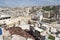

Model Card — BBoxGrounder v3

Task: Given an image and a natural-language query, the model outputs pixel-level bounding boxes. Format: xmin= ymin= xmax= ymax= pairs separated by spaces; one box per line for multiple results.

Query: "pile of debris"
xmin=5 ymin=27 xmax=35 ymax=40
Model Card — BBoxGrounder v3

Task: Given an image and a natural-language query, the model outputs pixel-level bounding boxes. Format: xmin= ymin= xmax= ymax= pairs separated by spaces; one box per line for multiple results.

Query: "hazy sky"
xmin=0 ymin=0 xmax=60 ymax=7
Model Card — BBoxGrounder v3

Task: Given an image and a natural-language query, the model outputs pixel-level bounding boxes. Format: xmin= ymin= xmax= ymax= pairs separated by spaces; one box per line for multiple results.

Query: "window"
xmin=0 ymin=17 xmax=11 ymax=20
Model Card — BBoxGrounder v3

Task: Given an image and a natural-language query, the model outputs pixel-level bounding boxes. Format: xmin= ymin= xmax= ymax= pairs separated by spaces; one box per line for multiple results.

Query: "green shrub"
xmin=48 ymin=35 xmax=55 ymax=40
xmin=42 ymin=6 xmax=56 ymax=11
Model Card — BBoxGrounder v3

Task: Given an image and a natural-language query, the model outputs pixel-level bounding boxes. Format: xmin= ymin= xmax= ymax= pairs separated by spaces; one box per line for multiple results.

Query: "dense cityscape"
xmin=0 ymin=5 xmax=60 ymax=40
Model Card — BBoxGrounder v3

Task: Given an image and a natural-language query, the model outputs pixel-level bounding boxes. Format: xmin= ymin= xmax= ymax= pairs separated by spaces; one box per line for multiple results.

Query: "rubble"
xmin=5 ymin=27 xmax=35 ymax=40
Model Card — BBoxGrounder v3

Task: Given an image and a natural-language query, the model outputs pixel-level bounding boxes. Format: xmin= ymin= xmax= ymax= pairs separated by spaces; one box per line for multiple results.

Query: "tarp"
xmin=0 ymin=28 xmax=2 ymax=35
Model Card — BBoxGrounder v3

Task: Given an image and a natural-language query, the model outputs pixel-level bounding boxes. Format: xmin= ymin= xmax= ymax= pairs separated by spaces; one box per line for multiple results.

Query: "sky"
xmin=0 ymin=0 xmax=60 ymax=7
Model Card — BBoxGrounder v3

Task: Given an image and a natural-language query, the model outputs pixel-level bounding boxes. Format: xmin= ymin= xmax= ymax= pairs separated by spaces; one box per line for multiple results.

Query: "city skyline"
xmin=0 ymin=0 xmax=60 ymax=7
